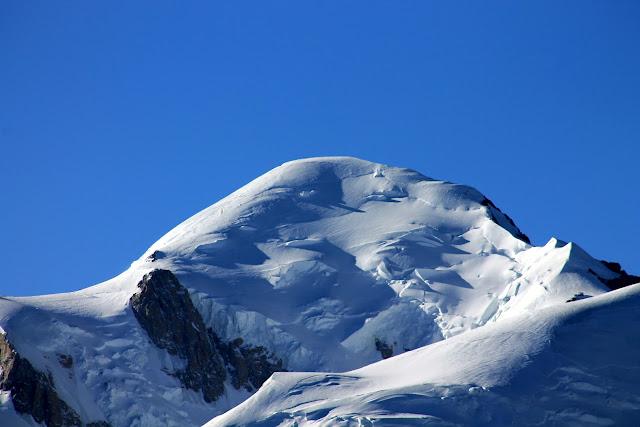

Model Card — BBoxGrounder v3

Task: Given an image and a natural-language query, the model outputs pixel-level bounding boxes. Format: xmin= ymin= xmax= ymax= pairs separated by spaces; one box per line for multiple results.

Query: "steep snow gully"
xmin=0 ymin=157 xmax=637 ymax=426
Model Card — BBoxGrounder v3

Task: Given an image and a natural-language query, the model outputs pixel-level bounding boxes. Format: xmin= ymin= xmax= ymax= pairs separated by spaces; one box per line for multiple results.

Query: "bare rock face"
xmin=374 ymin=338 xmax=394 ymax=359
xmin=481 ymin=197 xmax=531 ymax=244
xmin=130 ymin=269 xmax=227 ymax=402
xmin=209 ymin=335 xmax=284 ymax=392
xmin=0 ymin=334 xmax=82 ymax=427
xmin=598 ymin=260 xmax=640 ymax=290
xmin=130 ymin=269 xmax=284 ymax=402
xmin=57 ymin=354 xmax=73 ymax=369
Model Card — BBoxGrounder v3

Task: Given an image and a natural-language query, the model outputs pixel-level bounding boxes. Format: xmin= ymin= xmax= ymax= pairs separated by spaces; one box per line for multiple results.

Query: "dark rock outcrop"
xmin=481 ymin=197 xmax=531 ymax=244
xmin=130 ymin=269 xmax=226 ymax=402
xmin=0 ymin=333 xmax=82 ymax=427
xmin=598 ymin=261 xmax=640 ymax=290
xmin=57 ymin=354 xmax=73 ymax=369
xmin=130 ymin=269 xmax=284 ymax=402
xmin=566 ymin=292 xmax=592 ymax=303
xmin=147 ymin=250 xmax=165 ymax=262
xmin=209 ymin=335 xmax=284 ymax=392
xmin=374 ymin=338 xmax=393 ymax=359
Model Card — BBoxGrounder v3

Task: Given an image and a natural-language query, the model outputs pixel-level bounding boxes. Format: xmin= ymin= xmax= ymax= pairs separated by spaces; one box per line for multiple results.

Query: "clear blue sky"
xmin=2 ymin=1 xmax=639 ymax=296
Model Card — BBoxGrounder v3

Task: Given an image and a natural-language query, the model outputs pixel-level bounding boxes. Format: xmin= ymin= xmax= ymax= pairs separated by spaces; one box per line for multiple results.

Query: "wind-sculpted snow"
xmin=133 ymin=158 xmax=617 ymax=370
xmin=207 ymin=284 xmax=640 ymax=426
xmin=0 ymin=157 xmax=635 ymax=426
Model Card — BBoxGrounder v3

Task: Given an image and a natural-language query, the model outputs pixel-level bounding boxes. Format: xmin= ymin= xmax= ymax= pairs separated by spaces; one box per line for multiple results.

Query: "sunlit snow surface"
xmin=0 ymin=157 xmax=633 ymax=426
xmin=207 ymin=284 xmax=640 ymax=426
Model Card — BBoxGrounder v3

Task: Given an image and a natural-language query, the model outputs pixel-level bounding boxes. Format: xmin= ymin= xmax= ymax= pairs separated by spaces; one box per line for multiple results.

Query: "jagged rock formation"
xmin=0 ymin=333 xmax=82 ymax=427
xmin=374 ymin=338 xmax=394 ymax=359
xmin=130 ymin=269 xmax=227 ymax=402
xmin=130 ymin=269 xmax=283 ymax=402
xmin=210 ymin=335 xmax=284 ymax=392
xmin=480 ymin=197 xmax=531 ymax=244
xmin=598 ymin=260 xmax=640 ymax=290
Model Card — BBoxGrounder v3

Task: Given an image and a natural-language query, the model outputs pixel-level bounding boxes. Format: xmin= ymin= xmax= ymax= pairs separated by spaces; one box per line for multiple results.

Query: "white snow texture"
xmin=0 ymin=157 xmax=636 ymax=426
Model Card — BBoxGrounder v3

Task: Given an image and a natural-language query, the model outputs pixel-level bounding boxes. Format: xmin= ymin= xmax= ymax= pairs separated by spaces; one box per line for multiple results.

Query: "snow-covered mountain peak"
xmin=1 ymin=157 xmax=636 ymax=427
xmin=77 ymin=157 xmax=623 ymax=369
xmin=92 ymin=156 xmax=618 ymax=373
xmin=143 ymin=157 xmax=527 ymax=262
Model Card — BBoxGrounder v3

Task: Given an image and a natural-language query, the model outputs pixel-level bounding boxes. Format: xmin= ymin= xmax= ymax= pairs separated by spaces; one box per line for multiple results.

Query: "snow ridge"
xmin=208 ymin=284 xmax=640 ymax=426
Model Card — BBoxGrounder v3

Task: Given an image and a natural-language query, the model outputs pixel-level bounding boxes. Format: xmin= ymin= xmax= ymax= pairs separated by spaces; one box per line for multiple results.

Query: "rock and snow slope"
xmin=0 ymin=157 xmax=637 ymax=426
xmin=208 ymin=283 xmax=640 ymax=426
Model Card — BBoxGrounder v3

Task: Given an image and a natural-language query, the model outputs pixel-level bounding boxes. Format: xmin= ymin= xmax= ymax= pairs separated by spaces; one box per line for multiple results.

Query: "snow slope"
xmin=0 ymin=157 xmax=633 ymax=426
xmin=136 ymin=157 xmax=614 ymax=369
xmin=207 ymin=283 xmax=640 ymax=426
